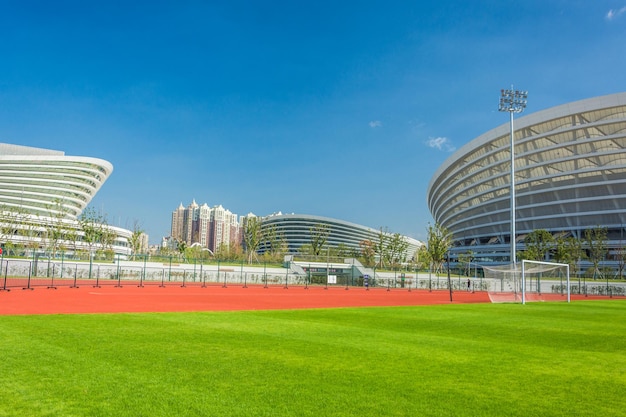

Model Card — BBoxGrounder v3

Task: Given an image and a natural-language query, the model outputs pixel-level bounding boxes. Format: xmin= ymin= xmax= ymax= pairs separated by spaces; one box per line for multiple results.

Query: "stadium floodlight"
xmin=499 ymin=87 xmax=527 ymax=265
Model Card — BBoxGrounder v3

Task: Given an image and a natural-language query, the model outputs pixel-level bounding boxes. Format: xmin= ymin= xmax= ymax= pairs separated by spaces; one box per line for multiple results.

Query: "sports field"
xmin=0 ymin=287 xmax=625 ymax=416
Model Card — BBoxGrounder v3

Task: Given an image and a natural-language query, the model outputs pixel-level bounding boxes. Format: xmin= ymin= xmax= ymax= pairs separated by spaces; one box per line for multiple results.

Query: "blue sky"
xmin=1 ymin=1 xmax=626 ymax=244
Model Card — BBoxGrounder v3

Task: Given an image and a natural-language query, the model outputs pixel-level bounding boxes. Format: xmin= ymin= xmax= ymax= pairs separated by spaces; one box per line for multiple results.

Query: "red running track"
xmin=0 ymin=284 xmax=491 ymax=315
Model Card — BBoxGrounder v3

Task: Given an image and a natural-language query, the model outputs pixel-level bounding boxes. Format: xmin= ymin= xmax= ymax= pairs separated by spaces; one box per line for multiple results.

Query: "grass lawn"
xmin=1 ymin=301 xmax=625 ymax=416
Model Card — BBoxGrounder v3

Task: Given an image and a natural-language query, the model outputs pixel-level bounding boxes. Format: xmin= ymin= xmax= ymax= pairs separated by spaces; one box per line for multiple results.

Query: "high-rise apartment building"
xmin=170 ymin=203 xmax=185 ymax=242
xmin=183 ymin=200 xmax=198 ymax=245
xmin=197 ymin=203 xmax=211 ymax=248
xmin=170 ymin=201 xmax=240 ymax=253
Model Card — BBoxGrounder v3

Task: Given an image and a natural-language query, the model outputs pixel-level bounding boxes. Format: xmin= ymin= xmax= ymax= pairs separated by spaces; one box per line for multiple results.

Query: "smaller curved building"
xmin=258 ymin=212 xmax=421 ymax=260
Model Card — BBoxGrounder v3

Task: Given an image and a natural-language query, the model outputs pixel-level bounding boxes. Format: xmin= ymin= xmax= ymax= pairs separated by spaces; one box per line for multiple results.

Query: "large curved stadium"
xmin=0 ymin=143 xmax=131 ymax=256
xmin=428 ymin=92 xmax=626 ymax=265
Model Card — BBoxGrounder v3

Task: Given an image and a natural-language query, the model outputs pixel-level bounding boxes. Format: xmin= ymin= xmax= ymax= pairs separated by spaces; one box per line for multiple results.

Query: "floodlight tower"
xmin=499 ymin=87 xmax=527 ymax=265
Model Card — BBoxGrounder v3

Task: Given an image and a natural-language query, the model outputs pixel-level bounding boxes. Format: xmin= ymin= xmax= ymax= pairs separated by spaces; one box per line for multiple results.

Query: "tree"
xmin=0 ymin=205 xmax=28 ymax=250
xmin=359 ymin=239 xmax=376 ymax=267
xmin=384 ymin=233 xmax=409 ymax=269
xmin=615 ymin=242 xmax=626 ymax=280
xmin=44 ymin=199 xmax=71 ymax=258
xmin=64 ymin=228 xmax=80 ymax=258
xmin=262 ymin=225 xmax=276 ymax=251
xmin=128 ymin=220 xmax=145 ymax=260
xmin=335 ymin=243 xmax=351 ymax=260
xmin=18 ymin=212 xmax=41 ymax=256
xmin=214 ymin=242 xmax=229 ymax=261
xmin=426 ymin=223 xmax=452 ymax=275
xmin=78 ymin=207 xmax=107 ymax=257
xmin=176 ymin=239 xmax=187 ymax=262
xmin=584 ymin=226 xmax=608 ymax=279
xmin=212 ymin=241 xmax=243 ymax=262
xmin=100 ymin=226 xmax=117 ymax=260
xmin=187 ymin=244 xmax=212 ymax=263
xmin=554 ymin=236 xmax=585 ymax=279
xmin=228 ymin=240 xmax=244 ymax=262
xmin=416 ymin=245 xmax=431 ymax=271
xmin=297 ymin=243 xmax=314 ymax=257
xmin=243 ymin=217 xmax=262 ymax=264
xmin=457 ymin=250 xmax=474 ymax=276
xmin=310 ymin=224 xmax=330 ymax=256
xmin=375 ymin=228 xmax=390 ymax=268
xmin=522 ymin=229 xmax=555 ymax=261
xmin=262 ymin=225 xmax=286 ymax=262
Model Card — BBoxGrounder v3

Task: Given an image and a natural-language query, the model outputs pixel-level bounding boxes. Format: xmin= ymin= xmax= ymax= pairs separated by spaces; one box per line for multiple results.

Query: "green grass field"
xmin=1 ymin=301 xmax=625 ymax=416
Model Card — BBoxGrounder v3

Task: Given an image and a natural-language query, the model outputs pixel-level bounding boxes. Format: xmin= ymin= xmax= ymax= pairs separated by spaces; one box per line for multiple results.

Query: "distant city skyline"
xmin=2 ymin=2 xmax=625 ymax=244
xmin=167 ymin=199 xmax=419 ymax=256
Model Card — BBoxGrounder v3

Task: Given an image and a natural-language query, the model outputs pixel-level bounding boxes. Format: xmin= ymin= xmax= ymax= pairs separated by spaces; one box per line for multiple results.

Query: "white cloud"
xmin=427 ymin=136 xmax=456 ymax=152
xmin=606 ymin=6 xmax=626 ymax=20
xmin=369 ymin=120 xmax=382 ymax=128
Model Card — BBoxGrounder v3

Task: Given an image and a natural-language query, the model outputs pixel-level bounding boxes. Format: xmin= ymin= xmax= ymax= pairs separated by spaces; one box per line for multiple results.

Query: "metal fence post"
xmin=1 ymin=260 xmax=9 ymax=292
xmin=69 ymin=263 xmax=79 ymax=288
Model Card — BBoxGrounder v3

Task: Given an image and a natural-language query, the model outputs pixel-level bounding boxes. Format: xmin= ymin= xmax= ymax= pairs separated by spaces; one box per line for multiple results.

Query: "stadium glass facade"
xmin=428 ymin=92 xmax=626 ymax=266
xmin=0 ymin=143 xmax=132 ymax=256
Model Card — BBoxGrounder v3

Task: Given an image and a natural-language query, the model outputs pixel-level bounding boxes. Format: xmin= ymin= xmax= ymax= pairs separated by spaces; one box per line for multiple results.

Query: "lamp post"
xmin=499 ymin=87 xmax=528 ymax=265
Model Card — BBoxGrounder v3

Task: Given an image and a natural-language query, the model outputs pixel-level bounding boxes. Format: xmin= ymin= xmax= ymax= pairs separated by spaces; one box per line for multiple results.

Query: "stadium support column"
xmin=499 ymin=87 xmax=527 ymax=265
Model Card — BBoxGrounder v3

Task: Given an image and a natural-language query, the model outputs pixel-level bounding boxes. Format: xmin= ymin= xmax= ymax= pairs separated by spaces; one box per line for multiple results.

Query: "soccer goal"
xmin=483 ymin=260 xmax=570 ymax=304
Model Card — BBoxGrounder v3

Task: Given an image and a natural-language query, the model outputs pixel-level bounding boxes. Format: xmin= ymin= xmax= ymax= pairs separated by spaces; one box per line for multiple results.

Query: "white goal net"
xmin=483 ymin=260 xmax=570 ymax=304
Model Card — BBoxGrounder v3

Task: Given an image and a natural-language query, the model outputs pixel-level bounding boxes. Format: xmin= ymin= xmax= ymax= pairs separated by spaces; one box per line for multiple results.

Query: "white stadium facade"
xmin=259 ymin=213 xmax=421 ymax=260
xmin=0 ymin=143 xmax=132 ymax=256
xmin=428 ymin=92 xmax=626 ymax=267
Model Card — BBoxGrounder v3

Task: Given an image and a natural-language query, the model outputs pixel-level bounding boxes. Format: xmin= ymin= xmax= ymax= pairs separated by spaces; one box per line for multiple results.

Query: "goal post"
xmin=521 ymin=260 xmax=570 ymax=304
xmin=483 ymin=260 xmax=570 ymax=304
